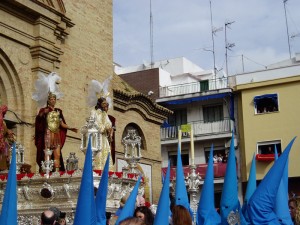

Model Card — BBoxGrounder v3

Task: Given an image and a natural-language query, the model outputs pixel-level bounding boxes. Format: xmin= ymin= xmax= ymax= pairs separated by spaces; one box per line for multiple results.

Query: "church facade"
xmin=0 ymin=0 xmax=170 ymax=203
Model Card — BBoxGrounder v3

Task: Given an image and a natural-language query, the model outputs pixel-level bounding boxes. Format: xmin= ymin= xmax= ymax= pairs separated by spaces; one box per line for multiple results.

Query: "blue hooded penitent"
xmin=115 ymin=176 xmax=142 ymax=225
xmin=0 ymin=143 xmax=17 ymax=225
xmin=196 ymin=144 xmax=221 ymax=225
xmin=95 ymin=153 xmax=110 ymax=225
xmin=247 ymin=137 xmax=296 ymax=225
xmin=274 ymin=146 xmax=293 ymax=225
xmin=73 ymin=136 xmax=97 ymax=225
xmin=175 ymin=143 xmax=192 ymax=216
xmin=241 ymin=153 xmax=256 ymax=224
xmin=220 ymin=133 xmax=241 ymax=225
xmin=153 ymin=162 xmax=171 ymax=225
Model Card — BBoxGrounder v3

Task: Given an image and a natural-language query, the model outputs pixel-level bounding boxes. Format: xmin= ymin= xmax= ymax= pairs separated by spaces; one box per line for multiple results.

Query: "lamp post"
xmin=80 ymin=116 xmax=102 ymax=168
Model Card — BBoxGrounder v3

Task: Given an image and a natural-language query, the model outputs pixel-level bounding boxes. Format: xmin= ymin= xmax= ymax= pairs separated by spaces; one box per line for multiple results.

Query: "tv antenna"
xmin=283 ymin=0 xmax=291 ymax=59
xmin=209 ymin=0 xmax=223 ymax=84
xmin=150 ymin=0 xmax=154 ymax=68
xmin=225 ymin=20 xmax=235 ymax=76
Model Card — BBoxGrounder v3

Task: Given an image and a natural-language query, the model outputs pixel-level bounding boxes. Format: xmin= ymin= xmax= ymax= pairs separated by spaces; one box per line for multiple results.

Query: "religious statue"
xmin=0 ymin=104 xmax=15 ymax=170
xmin=32 ymin=72 xmax=78 ymax=172
xmin=122 ymin=129 xmax=141 ymax=159
xmin=87 ymin=77 xmax=115 ymax=171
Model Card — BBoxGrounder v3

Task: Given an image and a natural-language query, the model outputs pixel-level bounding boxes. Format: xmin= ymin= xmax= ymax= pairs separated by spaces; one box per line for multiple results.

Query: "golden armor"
xmin=47 ymin=110 xmax=60 ymax=133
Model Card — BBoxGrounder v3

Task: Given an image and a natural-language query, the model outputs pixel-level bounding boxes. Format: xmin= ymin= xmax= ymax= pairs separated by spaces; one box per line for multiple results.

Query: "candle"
xmin=178 ymin=129 xmax=182 ymax=152
xmin=190 ymin=127 xmax=194 ymax=165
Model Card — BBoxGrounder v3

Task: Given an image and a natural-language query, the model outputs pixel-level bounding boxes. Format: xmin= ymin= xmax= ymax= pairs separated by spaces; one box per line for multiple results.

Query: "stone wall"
xmin=0 ymin=0 xmax=169 ymax=203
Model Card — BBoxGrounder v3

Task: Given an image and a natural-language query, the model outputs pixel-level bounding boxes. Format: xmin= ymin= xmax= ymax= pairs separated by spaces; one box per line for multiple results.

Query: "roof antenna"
xmin=209 ymin=0 xmax=222 ymax=86
xmin=225 ymin=21 xmax=235 ymax=77
xmin=150 ymin=0 xmax=154 ymax=68
xmin=283 ymin=0 xmax=291 ymax=59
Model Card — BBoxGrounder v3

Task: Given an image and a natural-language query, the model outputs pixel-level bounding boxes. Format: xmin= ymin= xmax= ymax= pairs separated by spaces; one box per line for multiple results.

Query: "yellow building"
xmin=234 ymin=55 xmax=300 ymax=196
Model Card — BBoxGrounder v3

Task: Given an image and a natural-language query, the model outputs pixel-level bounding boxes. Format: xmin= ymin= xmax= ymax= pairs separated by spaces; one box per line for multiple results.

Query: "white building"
xmin=116 ymin=57 xmax=237 ymax=209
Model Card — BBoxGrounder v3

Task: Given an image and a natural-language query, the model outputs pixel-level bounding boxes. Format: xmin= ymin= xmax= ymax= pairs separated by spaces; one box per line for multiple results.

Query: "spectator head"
xmin=289 ymin=199 xmax=298 ymax=221
xmin=58 ymin=212 xmax=66 ymax=225
xmin=134 ymin=206 xmax=154 ymax=225
xmin=41 ymin=210 xmax=56 ymax=225
xmin=119 ymin=217 xmax=146 ymax=225
xmin=172 ymin=205 xmax=192 ymax=225
xmin=49 ymin=207 xmax=60 ymax=221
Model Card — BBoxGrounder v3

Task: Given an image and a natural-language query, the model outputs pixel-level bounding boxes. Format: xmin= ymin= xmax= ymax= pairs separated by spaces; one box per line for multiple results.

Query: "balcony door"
xmin=168 ymin=108 xmax=187 ymax=126
xmin=203 ymin=104 xmax=224 ymax=123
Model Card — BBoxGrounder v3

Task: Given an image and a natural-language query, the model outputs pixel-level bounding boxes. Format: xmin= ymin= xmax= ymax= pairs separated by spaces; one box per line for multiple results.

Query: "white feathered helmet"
xmin=32 ymin=72 xmax=63 ymax=108
xmin=87 ymin=76 xmax=112 ymax=109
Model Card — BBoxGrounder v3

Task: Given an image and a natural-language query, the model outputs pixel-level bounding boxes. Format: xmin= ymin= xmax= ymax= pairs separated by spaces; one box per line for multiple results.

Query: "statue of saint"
xmin=90 ymin=97 xmax=114 ymax=171
xmin=32 ymin=72 xmax=77 ymax=172
xmin=35 ymin=93 xmax=78 ymax=172
xmin=0 ymin=105 xmax=15 ymax=170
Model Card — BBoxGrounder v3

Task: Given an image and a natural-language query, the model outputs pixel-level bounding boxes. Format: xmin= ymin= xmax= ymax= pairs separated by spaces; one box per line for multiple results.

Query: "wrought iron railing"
xmin=161 ymin=118 xmax=232 ymax=140
xmin=159 ymin=77 xmax=228 ymax=97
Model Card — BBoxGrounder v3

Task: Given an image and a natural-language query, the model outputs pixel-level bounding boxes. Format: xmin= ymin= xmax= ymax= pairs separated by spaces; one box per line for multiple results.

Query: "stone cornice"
xmin=2 ymin=0 xmax=74 ymax=71
xmin=113 ymin=89 xmax=173 ymax=125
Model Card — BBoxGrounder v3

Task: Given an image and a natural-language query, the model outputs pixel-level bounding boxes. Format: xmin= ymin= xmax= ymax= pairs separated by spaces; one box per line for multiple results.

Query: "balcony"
xmin=161 ymin=118 xmax=232 ymax=140
xmin=159 ymin=77 xmax=228 ymax=98
xmin=161 ymin=162 xmax=228 ymax=179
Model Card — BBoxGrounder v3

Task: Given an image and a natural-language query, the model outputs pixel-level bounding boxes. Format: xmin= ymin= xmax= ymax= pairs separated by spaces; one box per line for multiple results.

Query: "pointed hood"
xmin=220 ymin=133 xmax=240 ymax=225
xmin=153 ymin=162 xmax=171 ymax=225
xmin=73 ymin=136 xmax=97 ymax=225
xmin=274 ymin=146 xmax=293 ymax=225
xmin=241 ymin=153 xmax=257 ymax=223
xmin=95 ymin=153 xmax=110 ymax=225
xmin=197 ymin=144 xmax=221 ymax=225
xmin=175 ymin=143 xmax=191 ymax=213
xmin=0 ymin=143 xmax=17 ymax=225
xmin=115 ymin=176 xmax=142 ymax=225
xmin=247 ymin=137 xmax=296 ymax=225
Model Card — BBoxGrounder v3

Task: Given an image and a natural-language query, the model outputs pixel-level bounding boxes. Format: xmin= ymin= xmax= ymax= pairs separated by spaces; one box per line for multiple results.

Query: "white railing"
xmin=160 ymin=118 xmax=232 ymax=140
xmin=159 ymin=77 xmax=228 ymax=98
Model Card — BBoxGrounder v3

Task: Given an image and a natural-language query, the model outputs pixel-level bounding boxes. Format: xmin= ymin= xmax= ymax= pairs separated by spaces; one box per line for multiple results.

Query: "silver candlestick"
xmin=186 ymin=164 xmax=201 ymax=223
xmin=41 ymin=148 xmax=54 ymax=178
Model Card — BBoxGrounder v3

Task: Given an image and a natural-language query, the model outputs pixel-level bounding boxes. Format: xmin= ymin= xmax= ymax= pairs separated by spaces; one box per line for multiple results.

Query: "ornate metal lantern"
xmin=66 ymin=152 xmax=79 ymax=171
xmin=80 ymin=116 xmax=102 ymax=167
xmin=122 ymin=129 xmax=142 ymax=173
xmin=9 ymin=142 xmax=25 ymax=173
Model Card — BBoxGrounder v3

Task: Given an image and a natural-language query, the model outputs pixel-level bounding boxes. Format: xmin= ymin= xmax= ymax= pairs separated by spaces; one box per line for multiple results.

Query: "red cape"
xmin=35 ymin=107 xmax=67 ymax=171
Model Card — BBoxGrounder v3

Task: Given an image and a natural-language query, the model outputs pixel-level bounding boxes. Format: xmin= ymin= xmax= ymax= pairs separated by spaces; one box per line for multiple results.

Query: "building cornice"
xmin=113 ymin=89 xmax=173 ymax=125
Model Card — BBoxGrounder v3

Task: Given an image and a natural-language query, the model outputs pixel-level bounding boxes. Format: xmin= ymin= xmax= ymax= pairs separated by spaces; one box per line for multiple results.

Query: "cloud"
xmin=114 ymin=0 xmax=300 ymax=74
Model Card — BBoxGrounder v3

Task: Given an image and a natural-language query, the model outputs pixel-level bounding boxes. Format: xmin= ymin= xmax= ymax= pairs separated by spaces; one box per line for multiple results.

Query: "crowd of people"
xmin=40 ymin=202 xmax=194 ymax=225
xmin=213 ymin=152 xmax=228 ymax=163
xmin=39 ymin=196 xmax=300 ymax=225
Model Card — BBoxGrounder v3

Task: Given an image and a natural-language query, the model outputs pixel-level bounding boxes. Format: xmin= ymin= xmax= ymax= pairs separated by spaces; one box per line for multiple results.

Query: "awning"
xmin=253 ymin=94 xmax=278 ymax=107
xmin=163 ymin=92 xmax=231 ymax=105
